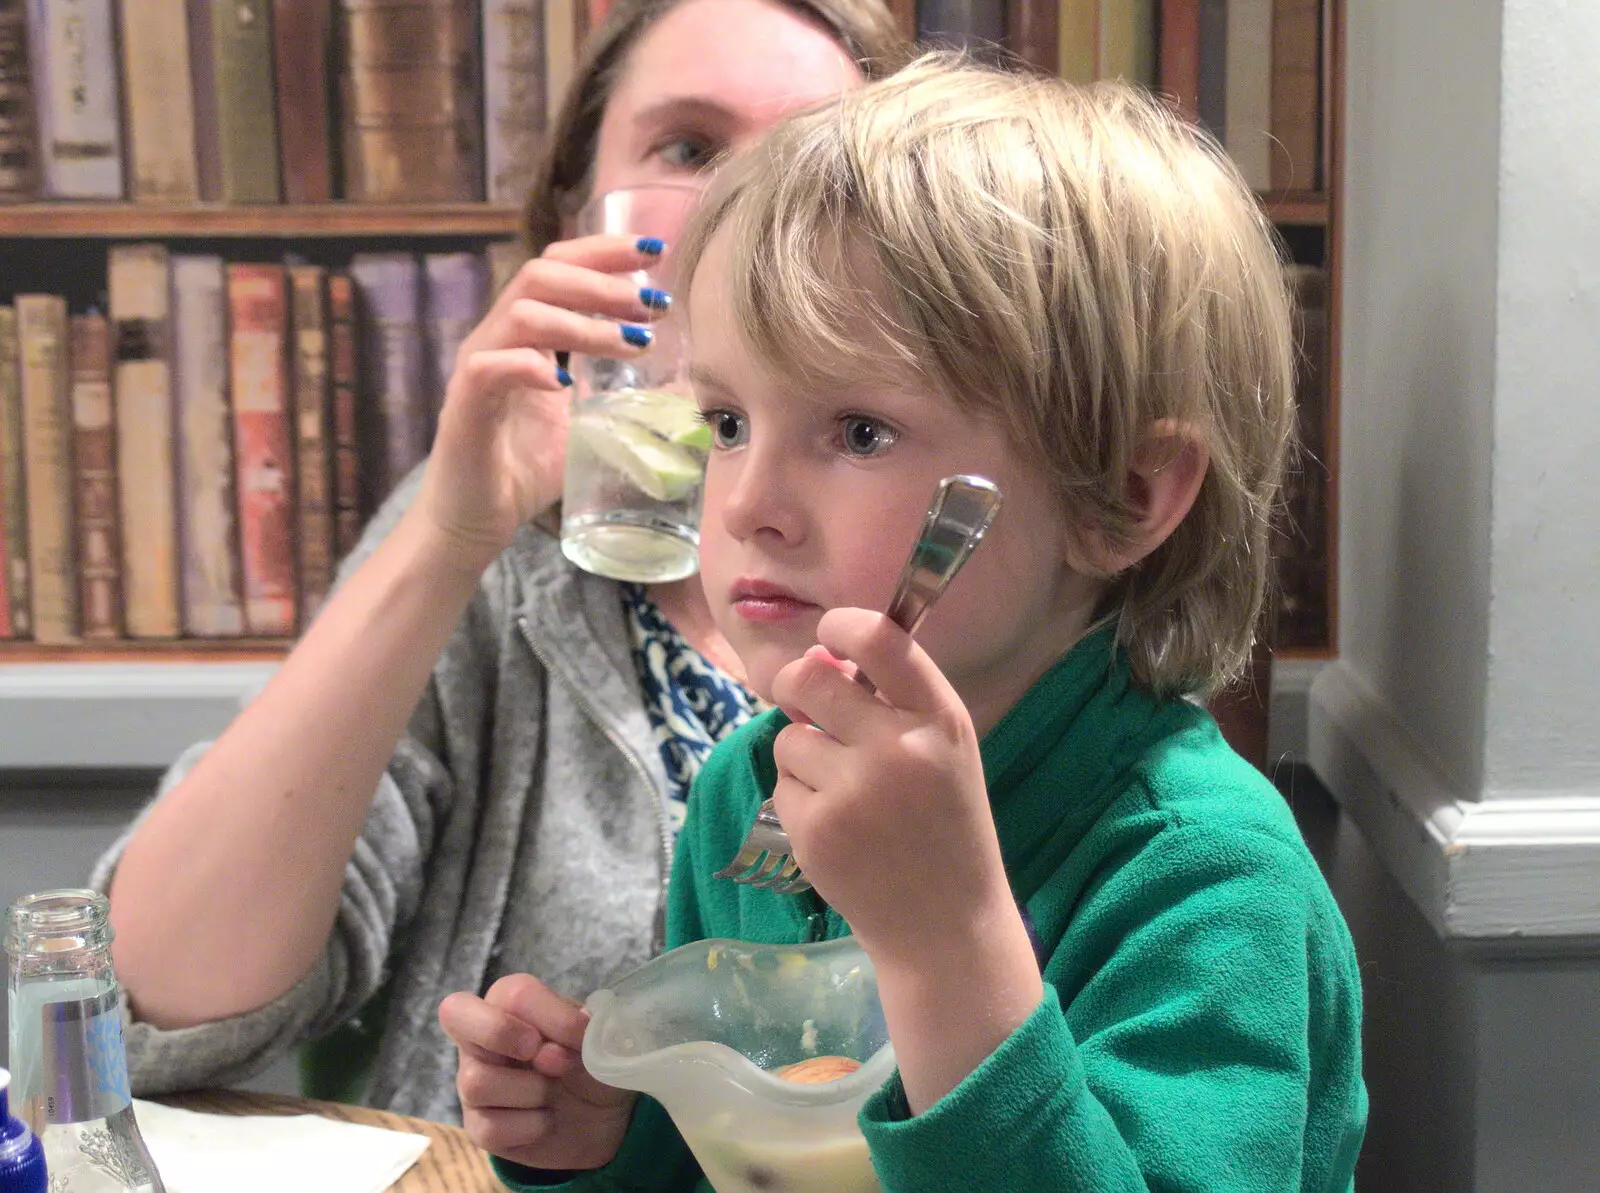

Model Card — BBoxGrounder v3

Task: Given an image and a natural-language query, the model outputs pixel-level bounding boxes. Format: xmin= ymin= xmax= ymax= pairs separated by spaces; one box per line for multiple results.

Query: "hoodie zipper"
xmin=517 ymin=615 xmax=674 ymax=955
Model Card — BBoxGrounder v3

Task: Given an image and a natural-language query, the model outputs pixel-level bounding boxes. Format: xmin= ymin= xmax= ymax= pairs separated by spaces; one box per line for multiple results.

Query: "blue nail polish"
xmin=639 ymin=286 xmax=672 ymax=311
xmin=636 ymin=236 xmax=665 ymax=256
xmin=621 ymin=324 xmax=654 ymax=348
xmin=556 ymin=366 xmax=573 ymax=387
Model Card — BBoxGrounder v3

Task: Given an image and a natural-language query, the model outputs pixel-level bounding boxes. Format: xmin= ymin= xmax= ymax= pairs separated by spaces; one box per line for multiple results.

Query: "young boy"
xmin=441 ymin=56 xmax=1367 ymax=1192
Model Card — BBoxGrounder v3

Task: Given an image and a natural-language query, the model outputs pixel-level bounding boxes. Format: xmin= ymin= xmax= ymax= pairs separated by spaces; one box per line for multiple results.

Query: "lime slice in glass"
xmin=572 ymin=412 xmax=703 ymax=501
xmin=611 ymin=390 xmax=713 ymax=451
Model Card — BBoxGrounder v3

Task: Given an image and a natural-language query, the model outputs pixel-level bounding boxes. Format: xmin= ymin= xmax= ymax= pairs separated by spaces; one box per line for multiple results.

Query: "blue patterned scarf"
xmin=622 ymin=584 xmax=765 ymax=831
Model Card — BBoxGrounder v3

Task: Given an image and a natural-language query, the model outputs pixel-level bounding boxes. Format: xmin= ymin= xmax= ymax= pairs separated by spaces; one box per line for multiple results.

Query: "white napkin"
xmin=131 ymin=1098 xmax=430 ymax=1193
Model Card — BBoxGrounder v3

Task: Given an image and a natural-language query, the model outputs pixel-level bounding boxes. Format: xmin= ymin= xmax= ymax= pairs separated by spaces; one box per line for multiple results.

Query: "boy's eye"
xmin=840 ymin=416 xmax=897 ymax=458
xmin=658 ymin=137 xmax=720 ymax=171
xmin=705 ymin=410 xmax=747 ymax=449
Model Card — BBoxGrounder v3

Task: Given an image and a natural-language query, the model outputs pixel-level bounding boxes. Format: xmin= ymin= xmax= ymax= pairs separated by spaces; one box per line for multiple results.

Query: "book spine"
xmin=110 ymin=242 xmax=181 ymax=638
xmin=1195 ymin=0 xmax=1227 ymax=140
xmin=1006 ymin=0 xmax=1059 ymax=74
xmin=341 ymin=0 xmax=483 ymax=203
xmin=543 ymin=0 xmax=577 ymax=147
xmin=69 ymin=310 xmax=120 ymax=638
xmin=1268 ymin=0 xmax=1320 ymax=191
xmin=349 ymin=252 xmax=425 ymax=508
xmin=1224 ymin=0 xmax=1273 ymax=190
xmin=915 ymin=0 xmax=1005 ymax=49
xmin=483 ymin=0 xmax=544 ymax=204
xmin=15 ymin=293 xmax=75 ymax=642
xmin=1056 ymin=0 xmax=1097 ymax=83
xmin=422 ymin=250 xmax=487 ymax=432
xmin=170 ymin=253 xmax=244 ymax=637
xmin=25 ymin=0 xmax=122 ymax=198
xmin=273 ymin=0 xmax=334 ymax=202
xmin=0 ymin=305 xmax=21 ymax=636
xmin=210 ymin=0 xmax=281 ymax=203
xmin=485 ymin=238 xmax=524 ymax=298
xmin=326 ymin=271 xmax=362 ymax=555
xmin=0 ymin=0 xmax=41 ymax=201
xmin=288 ymin=263 xmax=334 ymax=622
xmin=1098 ymin=0 xmax=1155 ymax=86
xmin=227 ymin=262 xmax=297 ymax=636
xmin=118 ymin=0 xmax=199 ymax=201
xmin=186 ymin=0 xmax=220 ymax=200
xmin=1158 ymin=0 xmax=1202 ymax=118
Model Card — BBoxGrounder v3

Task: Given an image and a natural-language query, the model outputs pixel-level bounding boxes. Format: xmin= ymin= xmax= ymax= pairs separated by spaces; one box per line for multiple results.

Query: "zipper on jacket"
xmin=518 ymin=616 xmax=675 ymax=954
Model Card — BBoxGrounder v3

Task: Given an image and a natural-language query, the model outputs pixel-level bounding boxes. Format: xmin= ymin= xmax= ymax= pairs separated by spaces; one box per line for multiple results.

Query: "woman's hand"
xmin=440 ymin=974 xmax=637 ymax=1171
xmin=412 ymin=234 xmax=672 ymax=571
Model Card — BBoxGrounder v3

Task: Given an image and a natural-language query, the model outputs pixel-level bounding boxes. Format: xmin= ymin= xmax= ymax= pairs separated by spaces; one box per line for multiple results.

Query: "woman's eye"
xmin=840 ymin=417 xmax=897 ymax=458
xmin=658 ymin=137 xmax=719 ymax=171
xmin=705 ymin=410 xmax=747 ymax=449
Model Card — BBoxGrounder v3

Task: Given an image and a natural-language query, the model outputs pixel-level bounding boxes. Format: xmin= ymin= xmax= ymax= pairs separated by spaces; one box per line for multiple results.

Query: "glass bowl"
xmin=583 ymin=936 xmax=894 ymax=1193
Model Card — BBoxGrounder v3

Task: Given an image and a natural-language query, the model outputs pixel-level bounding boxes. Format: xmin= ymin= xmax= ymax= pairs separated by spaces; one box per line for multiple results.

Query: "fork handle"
xmin=855 ymin=475 xmax=1003 ymax=695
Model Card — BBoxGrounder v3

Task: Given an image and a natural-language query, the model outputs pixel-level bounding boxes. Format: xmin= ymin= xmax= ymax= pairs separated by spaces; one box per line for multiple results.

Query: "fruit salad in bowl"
xmin=582 ymin=937 xmax=893 ymax=1193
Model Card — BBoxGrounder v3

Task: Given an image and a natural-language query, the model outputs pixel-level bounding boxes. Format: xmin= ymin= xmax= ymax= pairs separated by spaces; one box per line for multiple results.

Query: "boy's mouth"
xmin=728 ymin=578 xmax=818 ymax=625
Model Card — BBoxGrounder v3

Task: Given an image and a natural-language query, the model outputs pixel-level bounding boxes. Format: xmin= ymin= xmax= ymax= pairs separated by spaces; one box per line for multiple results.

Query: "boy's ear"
xmin=1088 ymin=419 xmax=1209 ymax=573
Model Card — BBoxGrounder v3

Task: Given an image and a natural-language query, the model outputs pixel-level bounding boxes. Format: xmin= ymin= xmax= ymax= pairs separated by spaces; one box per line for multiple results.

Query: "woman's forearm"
xmin=107 ymin=511 xmax=491 ymax=1028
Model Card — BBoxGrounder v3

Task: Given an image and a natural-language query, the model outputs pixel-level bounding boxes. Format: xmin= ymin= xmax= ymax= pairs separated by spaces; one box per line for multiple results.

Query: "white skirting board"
xmin=1310 ymin=660 xmax=1600 ymax=940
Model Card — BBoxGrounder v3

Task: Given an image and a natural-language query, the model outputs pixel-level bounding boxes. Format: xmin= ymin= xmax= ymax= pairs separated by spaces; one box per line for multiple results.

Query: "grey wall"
xmin=1 ymin=769 xmax=296 ymax=1094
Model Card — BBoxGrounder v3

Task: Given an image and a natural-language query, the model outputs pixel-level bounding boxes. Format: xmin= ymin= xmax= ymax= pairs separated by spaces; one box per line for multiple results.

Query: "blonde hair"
xmin=677 ymin=54 xmax=1298 ymax=698
xmin=521 ymin=0 xmax=911 ymax=254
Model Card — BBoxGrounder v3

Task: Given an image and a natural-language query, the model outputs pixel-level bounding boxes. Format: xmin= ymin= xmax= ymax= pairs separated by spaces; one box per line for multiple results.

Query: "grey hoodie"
xmin=90 ymin=471 xmax=677 ymax=1124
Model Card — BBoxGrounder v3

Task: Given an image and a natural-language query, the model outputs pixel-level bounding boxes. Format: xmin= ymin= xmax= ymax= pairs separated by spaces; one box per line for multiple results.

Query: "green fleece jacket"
xmin=497 ymin=626 xmax=1366 ymax=1192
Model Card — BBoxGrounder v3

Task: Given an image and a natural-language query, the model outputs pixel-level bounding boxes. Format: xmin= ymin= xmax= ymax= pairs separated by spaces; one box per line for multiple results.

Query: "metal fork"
xmin=713 ymin=474 xmax=1004 ymax=894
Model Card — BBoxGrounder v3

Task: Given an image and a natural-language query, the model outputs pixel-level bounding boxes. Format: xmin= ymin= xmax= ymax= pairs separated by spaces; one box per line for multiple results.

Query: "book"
xmin=14 ymin=293 xmax=74 ymax=642
xmin=170 ymin=253 xmax=244 ymax=637
xmin=483 ymin=0 xmax=545 ymax=204
xmin=543 ymin=0 xmax=578 ymax=143
xmin=1158 ymin=0 xmax=1201 ymax=117
xmin=1275 ymin=263 xmax=1329 ymax=650
xmin=227 ymin=262 xmax=297 ymax=636
xmin=24 ymin=0 xmax=123 ymax=198
xmin=118 ymin=0 xmax=199 ymax=201
xmin=69 ymin=311 xmax=120 ymax=638
xmin=1056 ymin=0 xmax=1096 ymax=83
xmin=1006 ymin=0 xmax=1059 ymax=74
xmin=273 ymin=0 xmax=335 ymax=203
xmin=1269 ymin=0 xmax=1320 ymax=191
xmin=423 ymin=251 xmax=488 ymax=431
xmin=1224 ymin=0 xmax=1273 ymax=190
xmin=327 ymin=271 xmax=362 ymax=554
xmin=349 ymin=252 xmax=426 ymax=509
xmin=486 ymin=238 xmax=525 ymax=299
xmin=916 ymin=0 xmax=1005 ymax=52
xmin=0 ymin=305 xmax=21 ymax=636
xmin=288 ymin=263 xmax=334 ymax=621
xmin=109 ymin=243 xmax=181 ymax=639
xmin=0 ymin=0 xmax=40 ymax=201
xmin=340 ymin=0 xmax=483 ymax=203
xmin=1098 ymin=0 xmax=1155 ymax=85
xmin=189 ymin=0 xmax=282 ymax=202
xmin=1195 ymin=0 xmax=1227 ymax=140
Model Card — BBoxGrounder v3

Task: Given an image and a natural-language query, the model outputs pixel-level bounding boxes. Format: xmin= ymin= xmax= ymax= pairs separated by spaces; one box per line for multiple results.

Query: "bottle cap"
xmin=0 ymin=1069 xmax=47 ymax=1193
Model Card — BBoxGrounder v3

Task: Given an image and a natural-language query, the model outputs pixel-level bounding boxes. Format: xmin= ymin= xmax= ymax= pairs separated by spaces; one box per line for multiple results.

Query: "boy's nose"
xmin=716 ymin=452 xmax=807 ymax=546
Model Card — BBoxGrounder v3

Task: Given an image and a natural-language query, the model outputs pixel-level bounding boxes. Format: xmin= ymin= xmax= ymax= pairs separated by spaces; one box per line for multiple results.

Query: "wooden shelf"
xmin=1261 ymin=192 xmax=1330 ymax=227
xmin=0 ymin=640 xmax=289 ymax=662
xmin=0 ymin=203 xmax=522 ymax=239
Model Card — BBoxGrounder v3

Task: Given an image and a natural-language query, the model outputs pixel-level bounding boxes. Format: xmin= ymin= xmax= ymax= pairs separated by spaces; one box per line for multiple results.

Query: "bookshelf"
xmin=0 ymin=0 xmax=1343 ymax=767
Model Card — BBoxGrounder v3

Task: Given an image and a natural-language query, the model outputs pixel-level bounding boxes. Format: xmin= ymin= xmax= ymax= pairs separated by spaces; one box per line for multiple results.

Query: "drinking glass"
xmin=559 ymin=184 xmax=707 ymax=583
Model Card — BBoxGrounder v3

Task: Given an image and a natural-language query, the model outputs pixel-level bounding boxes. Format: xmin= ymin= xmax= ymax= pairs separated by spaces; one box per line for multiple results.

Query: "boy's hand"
xmin=439 ymin=974 xmax=636 ymax=1170
xmin=770 ymin=607 xmax=1045 ymax=1112
xmin=768 ymin=607 xmax=1016 ymax=965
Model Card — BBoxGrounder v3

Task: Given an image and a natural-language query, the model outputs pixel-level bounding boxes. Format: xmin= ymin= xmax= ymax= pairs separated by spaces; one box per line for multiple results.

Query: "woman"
xmin=95 ymin=0 xmax=907 ymax=1125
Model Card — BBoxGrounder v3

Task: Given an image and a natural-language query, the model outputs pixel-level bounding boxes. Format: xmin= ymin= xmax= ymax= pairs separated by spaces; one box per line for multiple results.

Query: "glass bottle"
xmin=4 ymin=891 xmax=164 ymax=1193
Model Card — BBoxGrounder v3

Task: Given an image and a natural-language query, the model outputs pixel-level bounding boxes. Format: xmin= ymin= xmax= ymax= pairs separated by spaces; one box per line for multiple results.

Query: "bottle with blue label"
xmin=1 ymin=1066 xmax=48 ymax=1193
xmin=4 ymin=891 xmax=164 ymax=1193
